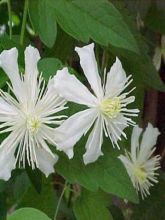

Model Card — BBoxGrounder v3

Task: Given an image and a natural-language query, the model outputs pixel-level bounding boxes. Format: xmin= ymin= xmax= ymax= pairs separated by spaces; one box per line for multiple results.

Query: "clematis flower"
xmin=54 ymin=43 xmax=139 ymax=164
xmin=0 ymin=45 xmax=66 ymax=180
xmin=118 ymin=123 xmax=160 ymax=199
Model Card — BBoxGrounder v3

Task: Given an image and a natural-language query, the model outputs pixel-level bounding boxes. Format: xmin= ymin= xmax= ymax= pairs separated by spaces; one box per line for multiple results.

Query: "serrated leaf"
xmin=49 ymin=0 xmax=139 ymax=53
xmin=73 ymin=190 xmax=113 ymax=220
xmin=7 ymin=208 xmax=51 ymax=220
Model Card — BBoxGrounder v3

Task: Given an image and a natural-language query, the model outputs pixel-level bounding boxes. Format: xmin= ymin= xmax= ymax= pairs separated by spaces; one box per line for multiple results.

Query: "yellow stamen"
xmin=27 ymin=116 xmax=40 ymax=133
xmin=100 ymin=97 xmax=121 ymax=118
xmin=133 ymin=166 xmax=147 ymax=183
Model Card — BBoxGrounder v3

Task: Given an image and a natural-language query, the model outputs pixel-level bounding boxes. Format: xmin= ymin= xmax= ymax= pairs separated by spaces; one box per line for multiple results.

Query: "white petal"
xmin=54 ymin=67 xmax=98 ymax=107
xmin=24 ymin=45 xmax=40 ymax=82
xmin=75 ymin=43 xmax=103 ymax=99
xmin=139 ymin=123 xmax=160 ymax=162
xmin=0 ymin=47 xmax=22 ymax=98
xmin=105 ymin=57 xmax=127 ymax=97
xmin=0 ymin=146 xmax=16 ymax=181
xmin=35 ymin=147 xmax=58 ymax=177
xmin=153 ymin=47 xmax=161 ymax=71
xmin=54 ymin=108 xmax=98 ymax=158
xmin=24 ymin=45 xmax=40 ymax=102
xmin=0 ymin=129 xmax=23 ymax=181
xmin=131 ymin=125 xmax=143 ymax=162
xmin=0 ymin=97 xmax=17 ymax=118
xmin=83 ymin=116 xmax=103 ymax=164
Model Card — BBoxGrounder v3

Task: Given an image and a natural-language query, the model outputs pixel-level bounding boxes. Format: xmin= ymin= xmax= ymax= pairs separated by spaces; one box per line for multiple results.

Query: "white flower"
xmin=54 ymin=43 xmax=139 ymax=164
xmin=118 ymin=123 xmax=161 ymax=199
xmin=0 ymin=45 xmax=66 ymax=180
xmin=153 ymin=35 xmax=165 ymax=71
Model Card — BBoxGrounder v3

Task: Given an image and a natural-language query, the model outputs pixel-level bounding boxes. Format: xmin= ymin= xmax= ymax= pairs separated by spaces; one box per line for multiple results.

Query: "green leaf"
xmin=26 ymin=167 xmax=42 ymax=194
xmin=38 ymin=58 xmax=63 ymax=81
xmin=56 ymin=138 xmax=138 ymax=203
xmin=0 ymin=193 xmax=7 ymax=220
xmin=73 ymin=190 xmax=113 ymax=220
xmin=7 ymin=208 xmax=51 ymax=220
xmin=131 ymin=179 xmax=165 ymax=220
xmin=145 ymin=6 xmax=165 ymax=34
xmin=29 ymin=0 xmax=57 ymax=48
xmin=20 ymin=177 xmax=57 ymax=219
xmin=49 ymin=0 xmax=139 ymax=53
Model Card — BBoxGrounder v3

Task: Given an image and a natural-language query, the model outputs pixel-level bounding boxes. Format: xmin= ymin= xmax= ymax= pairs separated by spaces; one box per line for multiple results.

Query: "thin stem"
xmin=54 ymin=181 xmax=68 ymax=220
xmin=7 ymin=0 xmax=12 ymax=39
xmin=20 ymin=0 xmax=28 ymax=45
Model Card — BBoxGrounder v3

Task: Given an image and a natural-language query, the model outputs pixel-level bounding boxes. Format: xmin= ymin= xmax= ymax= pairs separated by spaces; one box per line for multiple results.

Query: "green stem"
xmin=54 ymin=181 xmax=68 ymax=220
xmin=20 ymin=0 xmax=28 ymax=45
xmin=7 ymin=0 xmax=12 ymax=39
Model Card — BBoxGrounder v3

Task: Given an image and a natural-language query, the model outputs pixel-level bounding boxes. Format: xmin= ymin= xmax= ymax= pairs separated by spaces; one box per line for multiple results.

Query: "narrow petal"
xmin=75 ymin=43 xmax=103 ymax=99
xmin=54 ymin=67 xmax=98 ymax=107
xmin=24 ymin=45 xmax=40 ymax=82
xmin=83 ymin=116 xmax=103 ymax=164
xmin=54 ymin=108 xmax=98 ymax=158
xmin=0 ymin=47 xmax=22 ymax=98
xmin=35 ymin=147 xmax=58 ymax=177
xmin=24 ymin=45 xmax=40 ymax=103
xmin=131 ymin=125 xmax=143 ymax=162
xmin=0 ymin=147 xmax=16 ymax=180
xmin=105 ymin=57 xmax=127 ymax=97
xmin=139 ymin=123 xmax=160 ymax=162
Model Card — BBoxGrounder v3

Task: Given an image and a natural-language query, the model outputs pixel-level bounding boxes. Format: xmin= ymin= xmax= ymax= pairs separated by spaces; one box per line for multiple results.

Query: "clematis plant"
xmin=54 ymin=43 xmax=139 ymax=164
xmin=0 ymin=45 xmax=67 ymax=180
xmin=118 ymin=123 xmax=161 ymax=199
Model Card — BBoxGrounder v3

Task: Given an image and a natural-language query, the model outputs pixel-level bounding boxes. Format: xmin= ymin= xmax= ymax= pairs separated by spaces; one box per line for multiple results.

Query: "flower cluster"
xmin=0 ymin=43 xmax=161 ymax=199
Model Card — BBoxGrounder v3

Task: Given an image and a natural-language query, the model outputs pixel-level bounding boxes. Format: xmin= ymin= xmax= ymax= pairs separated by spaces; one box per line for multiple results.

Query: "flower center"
xmin=100 ymin=97 xmax=121 ymax=118
xmin=133 ymin=166 xmax=147 ymax=184
xmin=26 ymin=116 xmax=41 ymax=134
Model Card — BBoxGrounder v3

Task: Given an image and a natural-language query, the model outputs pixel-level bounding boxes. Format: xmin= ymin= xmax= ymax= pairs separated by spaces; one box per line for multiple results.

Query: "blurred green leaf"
xmin=7 ymin=208 xmax=51 ymax=220
xmin=38 ymin=57 xmax=63 ymax=81
xmin=0 ymin=193 xmax=7 ymax=220
xmin=73 ymin=190 xmax=113 ymax=220
xmin=26 ymin=167 xmax=42 ymax=194
xmin=29 ymin=0 xmax=57 ymax=48
xmin=131 ymin=179 xmax=165 ymax=220
xmin=20 ymin=177 xmax=57 ymax=219
xmin=145 ymin=6 xmax=165 ymax=34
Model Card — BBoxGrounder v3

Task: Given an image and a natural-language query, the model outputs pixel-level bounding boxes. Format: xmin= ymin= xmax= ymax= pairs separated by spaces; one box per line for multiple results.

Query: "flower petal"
xmin=105 ymin=57 xmax=127 ymax=97
xmin=24 ymin=45 xmax=40 ymax=102
xmin=139 ymin=123 xmax=160 ymax=162
xmin=54 ymin=108 xmax=98 ymax=158
xmin=0 ymin=47 xmax=22 ymax=97
xmin=75 ymin=43 xmax=103 ymax=99
xmin=0 ymin=146 xmax=16 ymax=180
xmin=35 ymin=147 xmax=58 ymax=177
xmin=54 ymin=67 xmax=98 ymax=107
xmin=83 ymin=116 xmax=103 ymax=164
xmin=24 ymin=45 xmax=40 ymax=82
xmin=131 ymin=125 xmax=143 ymax=162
